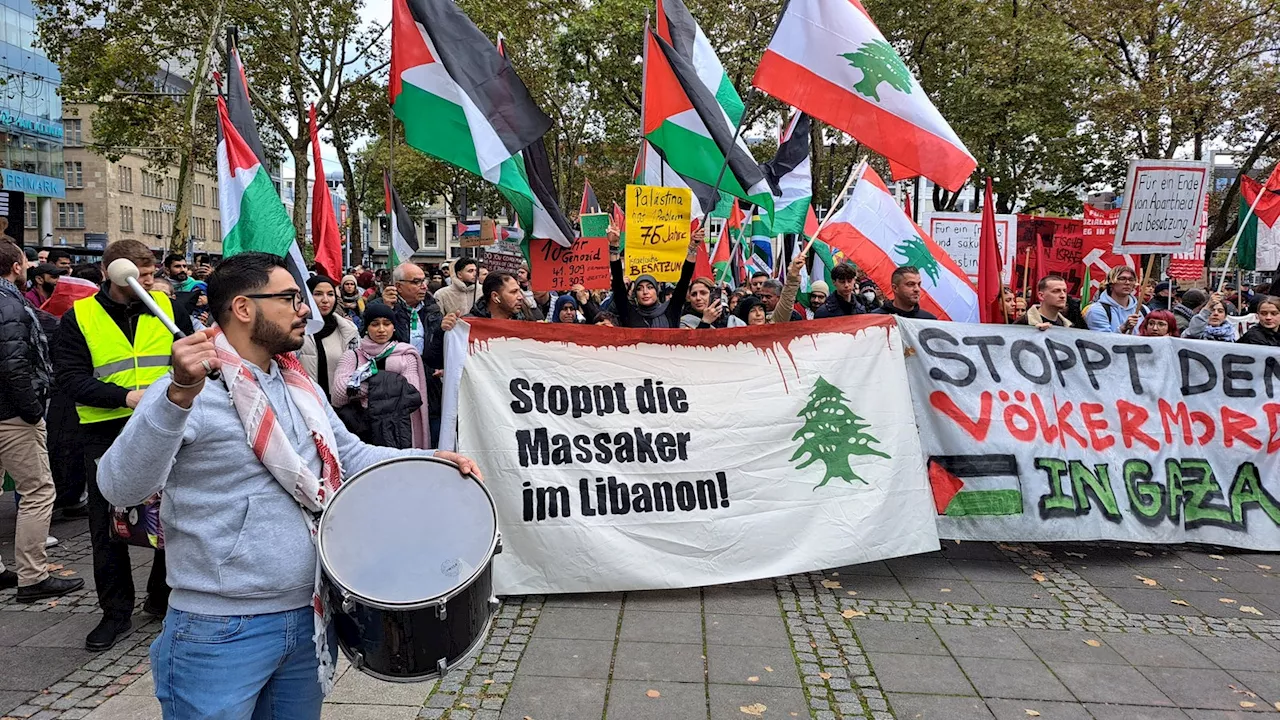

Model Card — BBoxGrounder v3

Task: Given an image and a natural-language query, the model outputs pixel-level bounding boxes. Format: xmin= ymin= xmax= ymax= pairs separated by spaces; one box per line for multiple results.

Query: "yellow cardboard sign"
xmin=624 ymin=184 xmax=692 ymax=281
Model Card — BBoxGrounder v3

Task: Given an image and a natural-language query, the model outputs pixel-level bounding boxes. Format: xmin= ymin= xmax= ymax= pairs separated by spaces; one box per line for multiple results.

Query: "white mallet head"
xmin=106 ymin=258 xmax=140 ymax=287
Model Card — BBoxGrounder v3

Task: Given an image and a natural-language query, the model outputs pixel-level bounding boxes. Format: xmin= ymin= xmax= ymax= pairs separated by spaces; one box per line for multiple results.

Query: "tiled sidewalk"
xmin=4 ymin=501 xmax=1280 ymax=719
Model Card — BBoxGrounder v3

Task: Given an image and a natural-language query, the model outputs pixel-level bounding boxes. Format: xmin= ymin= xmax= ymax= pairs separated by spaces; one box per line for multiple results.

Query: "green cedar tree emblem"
xmin=893 ymin=235 xmax=940 ymax=283
xmin=791 ymin=377 xmax=890 ymax=491
xmin=840 ymin=40 xmax=913 ymax=102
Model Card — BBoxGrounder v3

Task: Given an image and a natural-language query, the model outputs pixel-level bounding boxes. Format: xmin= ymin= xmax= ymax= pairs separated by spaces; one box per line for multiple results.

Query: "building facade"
xmin=0 ymin=0 xmax=64 ymax=243
xmin=38 ymin=100 xmax=223 ymax=254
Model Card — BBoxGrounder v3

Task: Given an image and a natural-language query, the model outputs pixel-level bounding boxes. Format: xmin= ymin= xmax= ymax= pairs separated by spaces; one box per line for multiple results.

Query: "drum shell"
xmin=331 ymin=563 xmax=497 ymax=682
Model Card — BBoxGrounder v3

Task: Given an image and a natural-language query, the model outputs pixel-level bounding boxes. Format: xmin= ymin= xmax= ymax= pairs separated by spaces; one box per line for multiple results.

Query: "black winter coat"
xmin=0 ymin=289 xmax=48 ymax=423
xmin=365 ymin=370 xmax=423 ymax=450
xmin=813 ymin=292 xmax=867 ymax=319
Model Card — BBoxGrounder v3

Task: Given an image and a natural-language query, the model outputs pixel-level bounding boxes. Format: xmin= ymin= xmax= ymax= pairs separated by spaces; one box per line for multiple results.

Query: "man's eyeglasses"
xmin=244 ymin=291 xmax=305 ymax=311
xmin=397 ymin=277 xmax=427 ymax=286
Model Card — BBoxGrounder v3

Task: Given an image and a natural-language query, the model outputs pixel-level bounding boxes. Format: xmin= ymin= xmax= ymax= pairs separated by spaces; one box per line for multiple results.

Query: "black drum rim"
xmin=334 ymin=593 xmax=497 ymax=683
xmin=317 ymin=454 xmax=501 ymax=611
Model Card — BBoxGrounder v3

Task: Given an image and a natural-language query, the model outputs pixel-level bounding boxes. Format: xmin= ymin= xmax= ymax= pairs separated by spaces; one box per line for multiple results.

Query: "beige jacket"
xmin=298 ymin=313 xmax=359 ymax=392
xmin=434 ymin=281 xmax=479 ymax=318
xmin=771 ymin=268 xmax=802 ymax=324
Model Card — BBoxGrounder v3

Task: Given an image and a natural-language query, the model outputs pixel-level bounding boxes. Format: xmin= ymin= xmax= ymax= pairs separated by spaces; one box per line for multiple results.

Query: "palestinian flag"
xmin=763 ymin=111 xmax=813 ymax=235
xmin=383 ymin=170 xmax=418 ymax=265
xmin=712 ymin=199 xmax=744 ymax=284
xmin=643 ymin=26 xmax=774 ymax=216
xmin=633 ymin=139 xmax=707 ymax=219
xmin=818 ymin=163 xmax=978 ymax=322
xmin=580 ymin=179 xmax=600 ymax=216
xmin=1239 ymin=173 xmax=1280 ymax=272
xmin=752 ymin=0 xmax=976 ymax=192
xmin=218 ymin=39 xmax=322 ymax=332
xmin=391 ymin=0 xmax=571 ymax=245
xmin=656 ymin=0 xmax=744 ymax=127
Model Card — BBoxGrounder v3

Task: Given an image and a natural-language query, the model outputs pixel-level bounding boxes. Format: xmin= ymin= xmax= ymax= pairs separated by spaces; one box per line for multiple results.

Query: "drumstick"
xmin=107 ymin=258 xmax=221 ymax=381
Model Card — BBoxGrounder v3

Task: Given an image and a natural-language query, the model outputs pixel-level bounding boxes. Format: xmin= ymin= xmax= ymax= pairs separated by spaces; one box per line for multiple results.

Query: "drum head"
xmin=319 ymin=456 xmax=497 ymax=606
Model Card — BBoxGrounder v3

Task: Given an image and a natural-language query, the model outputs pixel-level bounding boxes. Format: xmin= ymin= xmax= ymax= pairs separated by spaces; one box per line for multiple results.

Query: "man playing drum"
xmin=97 ymin=253 xmax=482 ymax=719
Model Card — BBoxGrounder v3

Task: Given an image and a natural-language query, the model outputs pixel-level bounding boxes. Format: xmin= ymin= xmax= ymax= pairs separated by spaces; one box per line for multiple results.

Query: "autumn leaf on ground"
xmin=1258 ymin=564 xmax=1272 ymax=570
xmin=1031 ymin=549 xmax=1052 ymax=557
xmin=458 ymin=703 xmax=470 ymax=709
xmin=46 ymin=564 xmax=63 ymax=572
xmin=1210 ymin=577 xmax=1221 ymax=582
xmin=939 ymin=588 xmax=952 ymax=593
xmin=740 ymin=703 xmax=767 ymax=717
xmin=1025 ymin=711 xmax=1041 ymax=717
xmin=1171 ymin=599 xmax=1190 ymax=606
xmin=1083 ymin=639 xmax=1102 ymax=647
xmin=1065 ymin=552 xmax=1087 ymax=558
xmin=1134 ymin=550 xmax=1152 ymax=557
xmin=821 ymin=579 xmax=841 ymax=589
xmin=646 ymin=689 xmax=661 ymax=698
xmin=846 ymin=591 xmax=858 ymax=596
xmin=998 ymin=544 xmax=1019 ymax=552
xmin=58 ymin=570 xmax=75 ymax=577
xmin=1219 ymin=598 xmax=1238 ymax=604
xmin=1210 ymin=554 xmax=1225 ymax=560
xmin=483 ymin=679 xmax=494 ymax=685
xmin=842 ymin=609 xmax=865 ymax=619
xmin=1239 ymin=701 xmax=1256 ymax=708
xmin=1135 ymin=575 xmax=1158 ymax=586
xmin=1274 ymin=700 xmax=1280 ymax=711
xmin=747 ymin=676 xmax=759 ymax=683
xmin=764 ymin=666 xmax=773 ymax=672
xmin=1031 ymin=573 xmax=1047 ymax=582
xmin=819 ymin=671 xmax=832 ymax=680
xmin=1240 ymin=606 xmax=1264 ymax=616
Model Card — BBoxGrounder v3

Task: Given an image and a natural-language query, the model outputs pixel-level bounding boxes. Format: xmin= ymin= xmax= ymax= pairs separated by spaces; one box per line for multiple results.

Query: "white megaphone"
xmin=107 ymin=258 xmax=220 ymax=380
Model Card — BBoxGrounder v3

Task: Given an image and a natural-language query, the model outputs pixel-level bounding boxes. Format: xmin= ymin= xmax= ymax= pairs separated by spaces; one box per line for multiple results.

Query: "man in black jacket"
xmin=54 ymin=239 xmax=192 ymax=651
xmin=369 ymin=262 xmax=452 ymax=446
xmin=0 ymin=241 xmax=84 ymax=601
xmin=814 ymin=262 xmax=867 ymax=318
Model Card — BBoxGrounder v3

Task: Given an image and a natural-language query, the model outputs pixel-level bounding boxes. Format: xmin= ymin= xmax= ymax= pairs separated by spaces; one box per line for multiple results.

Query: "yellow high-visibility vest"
xmin=73 ymin=292 xmax=175 ymax=424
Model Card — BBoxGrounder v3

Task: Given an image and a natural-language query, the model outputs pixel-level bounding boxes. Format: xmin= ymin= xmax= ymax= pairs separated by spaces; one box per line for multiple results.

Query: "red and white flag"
xmin=818 ymin=164 xmax=978 ymax=322
xmin=752 ymin=0 xmax=976 ymax=192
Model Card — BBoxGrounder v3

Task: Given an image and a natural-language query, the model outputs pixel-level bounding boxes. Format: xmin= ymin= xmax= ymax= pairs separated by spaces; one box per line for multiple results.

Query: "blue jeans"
xmin=151 ymin=607 xmax=336 ymax=720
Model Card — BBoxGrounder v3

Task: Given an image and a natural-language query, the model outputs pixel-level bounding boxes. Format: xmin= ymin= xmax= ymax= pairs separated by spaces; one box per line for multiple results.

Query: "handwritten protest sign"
xmin=529 ymin=225 xmax=610 ymax=294
xmin=481 ymin=238 xmax=524 ymax=276
xmin=1114 ymin=159 xmax=1209 ymax=254
xmin=452 ymin=316 xmax=936 ymax=594
xmin=625 ymin=184 xmax=692 ymax=281
xmin=927 ymin=212 xmax=1016 ymax=285
xmin=899 ymin=319 xmax=1280 ymax=551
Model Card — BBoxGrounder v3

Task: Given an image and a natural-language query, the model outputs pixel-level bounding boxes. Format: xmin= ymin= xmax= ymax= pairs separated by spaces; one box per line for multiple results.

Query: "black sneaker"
xmin=85 ymin=616 xmax=133 ymax=652
xmin=14 ymin=575 xmax=85 ymax=603
xmin=141 ymin=595 xmax=168 ymax=619
xmin=58 ymin=502 xmax=90 ymax=519
xmin=0 ymin=569 xmax=17 ymax=590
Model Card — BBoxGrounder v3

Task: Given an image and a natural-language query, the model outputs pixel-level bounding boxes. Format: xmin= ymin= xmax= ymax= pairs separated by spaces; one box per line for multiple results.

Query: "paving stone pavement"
xmin=4 ymin=500 xmax=1280 ymax=719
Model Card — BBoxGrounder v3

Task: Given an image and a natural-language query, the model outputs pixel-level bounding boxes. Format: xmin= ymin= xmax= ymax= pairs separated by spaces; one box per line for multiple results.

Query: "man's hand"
xmin=434 ymin=450 xmax=484 ymax=482
xmin=441 ymin=313 xmax=459 ymax=332
xmin=1209 ymin=291 xmax=1223 ymax=305
xmin=1036 ymin=322 xmax=1052 ymax=332
xmin=788 ymin=249 xmax=807 ymax=279
xmin=167 ymin=329 xmax=220 ymax=409
xmin=607 ymin=223 xmax=621 ymax=257
xmin=381 ymin=285 xmax=399 ymax=306
xmin=1122 ymin=313 xmax=1140 ymax=332
xmin=572 ymin=284 xmax=589 ymax=305
xmin=125 ymin=389 xmax=145 ymax=409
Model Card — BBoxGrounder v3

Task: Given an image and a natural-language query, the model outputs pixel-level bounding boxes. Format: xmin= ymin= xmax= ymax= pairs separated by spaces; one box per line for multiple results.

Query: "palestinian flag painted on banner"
xmin=752 ymin=0 xmax=976 ymax=192
xmin=383 ymin=171 xmax=419 ymax=266
xmin=928 ymin=455 xmax=1023 ymax=517
xmin=763 ymin=111 xmax=813 ymax=235
xmin=643 ymin=26 xmax=774 ymax=216
xmin=391 ymin=0 xmax=571 ymax=245
xmin=218 ymin=39 xmax=322 ymax=332
xmin=818 ymin=163 xmax=978 ymax=322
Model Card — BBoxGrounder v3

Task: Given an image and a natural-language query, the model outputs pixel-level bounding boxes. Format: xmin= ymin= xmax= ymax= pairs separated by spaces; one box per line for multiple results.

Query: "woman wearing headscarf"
xmin=298 ymin=275 xmax=360 ymax=398
xmin=332 ymin=303 xmax=431 ymax=449
xmin=550 ymin=294 xmax=582 ymax=323
xmin=338 ymin=274 xmax=366 ymax=329
xmin=733 ymin=295 xmax=768 ymax=326
xmin=605 ymin=221 xmax=705 ymax=328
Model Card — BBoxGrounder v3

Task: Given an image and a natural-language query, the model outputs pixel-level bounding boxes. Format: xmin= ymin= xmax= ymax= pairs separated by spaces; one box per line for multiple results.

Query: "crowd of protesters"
xmin=0 ymin=222 xmax=1276 ymax=654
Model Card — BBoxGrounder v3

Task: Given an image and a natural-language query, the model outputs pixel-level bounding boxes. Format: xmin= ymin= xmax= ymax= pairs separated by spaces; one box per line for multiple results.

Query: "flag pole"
xmin=700 ymin=88 xmax=760 ymax=229
xmin=799 ymin=158 xmax=864 ymax=257
xmin=1217 ymin=178 xmax=1267 ymax=292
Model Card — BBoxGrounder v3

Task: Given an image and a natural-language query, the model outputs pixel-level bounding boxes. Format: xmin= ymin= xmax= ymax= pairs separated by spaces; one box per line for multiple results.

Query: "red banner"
xmin=1082 ymin=206 xmax=1136 ymax=296
xmin=1015 ymin=216 xmax=1084 ymax=295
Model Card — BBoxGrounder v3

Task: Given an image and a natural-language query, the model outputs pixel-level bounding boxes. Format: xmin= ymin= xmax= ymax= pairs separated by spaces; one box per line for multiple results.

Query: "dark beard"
xmin=41 ymin=282 xmax=56 ymax=295
xmin=250 ymin=310 xmax=303 ymax=355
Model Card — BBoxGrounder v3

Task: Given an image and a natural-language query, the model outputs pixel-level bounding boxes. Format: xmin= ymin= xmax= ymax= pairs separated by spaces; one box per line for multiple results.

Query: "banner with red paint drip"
xmin=899 ymin=318 xmax=1280 ymax=550
xmin=450 ymin=316 xmax=937 ymax=594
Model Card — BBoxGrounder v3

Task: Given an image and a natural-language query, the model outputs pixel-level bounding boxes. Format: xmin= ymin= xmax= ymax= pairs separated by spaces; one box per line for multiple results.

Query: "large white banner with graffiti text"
xmin=452 ymin=317 xmax=938 ymax=595
xmin=899 ymin=319 xmax=1280 ymax=551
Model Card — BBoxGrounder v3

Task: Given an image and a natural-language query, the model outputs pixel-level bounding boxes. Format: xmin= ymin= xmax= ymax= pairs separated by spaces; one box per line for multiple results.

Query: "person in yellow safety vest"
xmin=53 ymin=239 xmax=194 ymax=653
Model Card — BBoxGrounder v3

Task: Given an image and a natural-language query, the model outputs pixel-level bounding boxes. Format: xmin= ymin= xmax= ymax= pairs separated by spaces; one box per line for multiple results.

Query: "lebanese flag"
xmin=391 ymin=0 xmax=571 ymax=245
xmin=308 ymin=105 xmax=343 ymax=280
xmin=752 ymin=0 xmax=976 ymax=192
xmin=818 ymin=164 xmax=978 ymax=321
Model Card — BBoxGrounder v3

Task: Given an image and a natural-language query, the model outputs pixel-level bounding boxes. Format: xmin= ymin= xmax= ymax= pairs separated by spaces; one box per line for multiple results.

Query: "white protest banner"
xmin=927 ymin=212 xmax=1016 ymax=285
xmin=1114 ymin=159 xmax=1210 ymax=254
xmin=455 ymin=317 xmax=938 ymax=594
xmin=898 ymin=318 xmax=1280 ymax=551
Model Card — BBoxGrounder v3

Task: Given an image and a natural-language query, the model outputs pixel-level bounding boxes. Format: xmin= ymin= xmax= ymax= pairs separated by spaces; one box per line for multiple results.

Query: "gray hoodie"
xmin=98 ymin=363 xmax=433 ymax=616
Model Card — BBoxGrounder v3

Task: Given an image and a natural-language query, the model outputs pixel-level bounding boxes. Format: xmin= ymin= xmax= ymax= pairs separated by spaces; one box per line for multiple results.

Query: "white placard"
xmin=1114 ymin=159 xmax=1210 ymax=254
xmin=926 ymin=212 xmax=1017 ymax=285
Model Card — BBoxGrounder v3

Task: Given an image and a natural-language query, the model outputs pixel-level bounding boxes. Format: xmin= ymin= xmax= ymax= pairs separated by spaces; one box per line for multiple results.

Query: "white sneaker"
xmin=45 ymin=536 xmax=59 ymax=548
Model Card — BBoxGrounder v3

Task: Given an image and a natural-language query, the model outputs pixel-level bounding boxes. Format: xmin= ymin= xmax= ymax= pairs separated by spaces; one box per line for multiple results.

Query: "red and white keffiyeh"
xmin=209 ymin=328 xmax=345 ymax=694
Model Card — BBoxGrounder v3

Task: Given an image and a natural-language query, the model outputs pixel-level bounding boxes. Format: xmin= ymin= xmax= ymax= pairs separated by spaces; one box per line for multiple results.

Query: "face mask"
xmin=861 ymin=291 xmax=876 ymax=303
